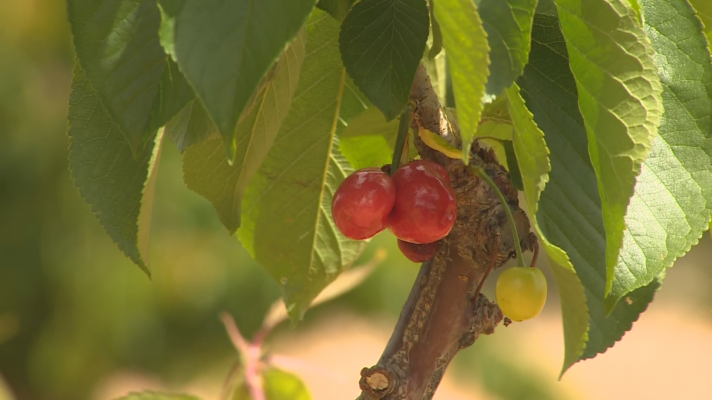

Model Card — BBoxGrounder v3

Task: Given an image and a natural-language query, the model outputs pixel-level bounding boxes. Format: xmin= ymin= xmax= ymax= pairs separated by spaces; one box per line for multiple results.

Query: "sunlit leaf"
xmin=229 ymin=368 xmax=312 ymax=400
xmin=182 ymin=30 xmax=307 ymax=233
xmin=688 ymin=0 xmax=712 ymax=53
xmin=263 ymin=368 xmax=312 ymax=400
xmin=339 ymin=0 xmax=430 ymax=120
xmin=68 ymin=63 xmax=163 ymax=275
xmin=238 ymin=10 xmax=369 ymax=321
xmin=435 ymin=0 xmax=490 ymax=163
xmin=554 ymin=0 xmax=664 ymax=295
xmin=158 ymin=0 xmax=315 ymax=159
xmin=516 ymin=13 xmax=662 ymax=372
xmin=605 ymin=0 xmax=712 ymax=310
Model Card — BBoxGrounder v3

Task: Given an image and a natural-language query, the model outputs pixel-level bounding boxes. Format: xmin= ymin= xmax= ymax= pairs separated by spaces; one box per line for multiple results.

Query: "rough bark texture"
xmin=357 ymin=65 xmax=536 ymax=400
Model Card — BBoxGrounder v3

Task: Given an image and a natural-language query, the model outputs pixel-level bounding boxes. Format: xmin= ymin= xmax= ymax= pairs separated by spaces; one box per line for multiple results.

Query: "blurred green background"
xmin=1 ymin=2 xmax=711 ymax=400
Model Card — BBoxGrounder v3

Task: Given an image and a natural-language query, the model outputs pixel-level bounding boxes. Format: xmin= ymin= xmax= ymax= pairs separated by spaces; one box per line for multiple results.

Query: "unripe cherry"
xmin=495 ymin=266 xmax=547 ymax=322
xmin=332 ymin=168 xmax=396 ymax=240
xmin=387 ymin=161 xmax=457 ymax=244
xmin=397 ymin=239 xmax=438 ymax=262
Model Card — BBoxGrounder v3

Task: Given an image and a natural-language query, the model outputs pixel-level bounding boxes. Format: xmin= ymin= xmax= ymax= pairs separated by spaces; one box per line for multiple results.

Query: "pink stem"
xmin=220 ymin=312 xmax=266 ymax=400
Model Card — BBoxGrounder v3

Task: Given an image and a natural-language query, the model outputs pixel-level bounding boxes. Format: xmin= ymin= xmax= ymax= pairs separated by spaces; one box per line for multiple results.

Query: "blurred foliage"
xmin=1 ymin=2 xmax=711 ymax=400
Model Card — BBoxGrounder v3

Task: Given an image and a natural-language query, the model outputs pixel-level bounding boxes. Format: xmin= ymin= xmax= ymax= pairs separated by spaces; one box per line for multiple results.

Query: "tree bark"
xmin=357 ymin=65 xmax=536 ymax=400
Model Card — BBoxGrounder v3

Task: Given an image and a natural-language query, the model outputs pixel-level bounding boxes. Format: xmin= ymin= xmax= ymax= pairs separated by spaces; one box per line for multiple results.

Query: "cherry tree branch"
xmin=356 ymin=64 xmax=537 ymax=400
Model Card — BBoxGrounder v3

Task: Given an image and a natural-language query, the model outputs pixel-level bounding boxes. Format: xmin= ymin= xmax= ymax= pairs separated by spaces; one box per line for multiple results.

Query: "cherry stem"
xmin=530 ymin=239 xmax=539 ymax=268
xmin=469 ymin=166 xmax=525 ymax=267
xmin=390 ymin=105 xmax=414 ymax=175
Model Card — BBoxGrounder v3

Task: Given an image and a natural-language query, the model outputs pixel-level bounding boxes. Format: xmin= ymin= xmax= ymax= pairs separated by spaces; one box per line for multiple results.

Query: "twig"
xmin=356 ymin=64 xmax=536 ymax=400
xmin=220 ymin=313 xmax=265 ymax=400
xmin=472 ymin=236 xmax=500 ymax=307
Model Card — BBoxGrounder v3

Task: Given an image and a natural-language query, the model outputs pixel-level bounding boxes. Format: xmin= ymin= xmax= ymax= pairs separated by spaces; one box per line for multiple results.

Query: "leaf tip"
xmin=137 ymin=261 xmax=152 ymax=280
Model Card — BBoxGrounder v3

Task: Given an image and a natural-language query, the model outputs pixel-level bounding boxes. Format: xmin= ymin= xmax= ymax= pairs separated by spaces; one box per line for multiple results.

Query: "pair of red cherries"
xmin=331 ymin=160 xmax=457 ymax=262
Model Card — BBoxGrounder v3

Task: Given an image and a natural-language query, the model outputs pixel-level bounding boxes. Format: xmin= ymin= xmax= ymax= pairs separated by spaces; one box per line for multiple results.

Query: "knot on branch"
xmin=459 ymin=294 xmax=504 ymax=349
xmin=359 ymin=366 xmax=396 ymax=399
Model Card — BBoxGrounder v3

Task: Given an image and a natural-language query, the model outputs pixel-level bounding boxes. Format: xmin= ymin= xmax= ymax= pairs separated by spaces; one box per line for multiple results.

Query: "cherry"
xmin=414 ymin=159 xmax=451 ymax=185
xmin=397 ymin=239 xmax=438 ymax=262
xmin=495 ymin=266 xmax=547 ymax=322
xmin=387 ymin=161 xmax=457 ymax=244
xmin=332 ymin=167 xmax=396 ymax=240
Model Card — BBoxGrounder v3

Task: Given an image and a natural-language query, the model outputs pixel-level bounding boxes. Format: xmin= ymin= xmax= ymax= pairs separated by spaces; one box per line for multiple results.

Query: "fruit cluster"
xmin=331 ymin=160 xmax=457 ymax=262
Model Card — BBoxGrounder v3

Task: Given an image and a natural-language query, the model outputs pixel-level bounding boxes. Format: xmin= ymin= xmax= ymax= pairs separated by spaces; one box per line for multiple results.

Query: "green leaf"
xmin=476 ymin=122 xmax=512 ymax=141
xmin=476 ymin=0 xmax=538 ymax=99
xmin=435 ymin=0 xmax=491 ymax=163
xmin=68 ymin=0 xmax=184 ymax=154
xmin=427 ymin=0 xmax=444 ymax=59
xmin=68 ymin=62 xmax=163 ymax=276
xmin=688 ymin=0 xmax=712 ymax=52
xmin=422 ymin=33 xmax=449 ymax=102
xmin=165 ymin=100 xmax=217 ymax=153
xmin=627 ymin=0 xmax=641 ymax=22
xmin=263 ymin=368 xmax=312 ymax=400
xmin=158 ymin=0 xmax=316 ymax=159
xmin=517 ymin=13 xmax=662 ymax=370
xmin=604 ymin=0 xmax=712 ymax=309
xmin=238 ymin=10 xmax=369 ymax=321
xmin=554 ymin=0 xmax=664 ymax=296
xmin=502 ymin=140 xmax=523 ymax=191
xmin=182 ymin=30 xmax=307 ymax=234
xmin=318 ymin=0 xmax=357 ymax=20
xmin=581 ymin=276 xmax=662 ymax=359
xmin=506 ymin=84 xmax=589 ymax=375
xmin=151 ymin=57 xmax=195 ymax=133
xmin=480 ymin=94 xmax=512 ymax=125
xmin=230 ymin=368 xmax=312 ymax=400
xmin=340 ymin=107 xmax=411 ymax=170
xmin=339 ymin=0 xmax=430 ymax=120
xmin=114 ymin=392 xmax=201 ymax=400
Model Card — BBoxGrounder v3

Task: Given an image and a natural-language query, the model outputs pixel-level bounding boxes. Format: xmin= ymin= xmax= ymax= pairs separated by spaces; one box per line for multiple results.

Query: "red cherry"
xmin=398 ymin=239 xmax=438 ymax=262
xmin=332 ymin=168 xmax=396 ymax=240
xmin=410 ymin=159 xmax=451 ymax=185
xmin=387 ymin=161 xmax=457 ymax=244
